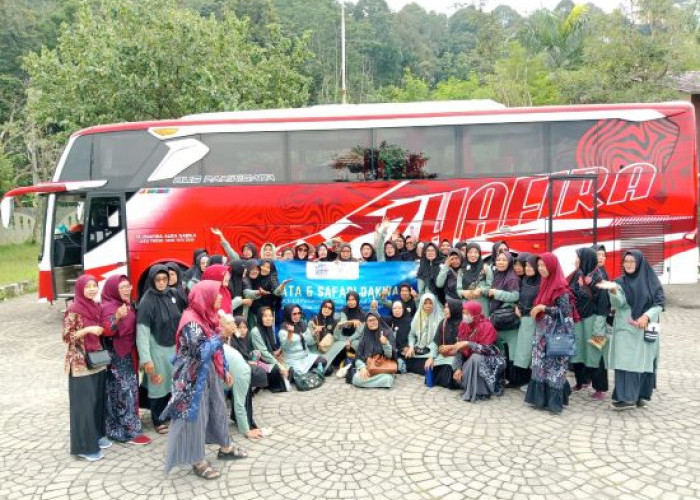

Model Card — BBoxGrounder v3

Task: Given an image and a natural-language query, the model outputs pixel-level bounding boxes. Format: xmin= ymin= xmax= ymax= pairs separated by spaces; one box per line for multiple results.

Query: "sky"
xmin=379 ymin=0 xmax=619 ymax=16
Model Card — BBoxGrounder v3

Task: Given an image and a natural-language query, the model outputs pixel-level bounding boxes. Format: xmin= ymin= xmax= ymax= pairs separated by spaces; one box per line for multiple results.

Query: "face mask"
xmin=463 ymin=314 xmax=473 ymax=324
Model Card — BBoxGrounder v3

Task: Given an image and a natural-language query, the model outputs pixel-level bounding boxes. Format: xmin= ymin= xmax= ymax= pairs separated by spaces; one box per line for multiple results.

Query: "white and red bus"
xmin=1 ymin=100 xmax=697 ymax=301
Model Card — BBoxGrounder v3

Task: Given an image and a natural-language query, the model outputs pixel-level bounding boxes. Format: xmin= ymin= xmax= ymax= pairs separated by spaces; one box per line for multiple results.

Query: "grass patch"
xmin=0 ymin=242 xmax=40 ymax=287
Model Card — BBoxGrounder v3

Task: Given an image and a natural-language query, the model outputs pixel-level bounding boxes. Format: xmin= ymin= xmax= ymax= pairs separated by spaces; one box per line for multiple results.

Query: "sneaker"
xmin=519 ymin=383 xmax=529 ymax=393
xmin=611 ymin=401 xmax=636 ymax=411
xmin=98 ymin=437 xmax=113 ymax=449
xmin=591 ymin=391 xmax=606 ymax=401
xmin=127 ymin=435 xmax=152 ymax=446
xmin=336 ymin=364 xmax=350 ymax=379
xmin=636 ymin=399 xmax=647 ymax=408
xmin=78 ymin=450 xmax=104 ymax=462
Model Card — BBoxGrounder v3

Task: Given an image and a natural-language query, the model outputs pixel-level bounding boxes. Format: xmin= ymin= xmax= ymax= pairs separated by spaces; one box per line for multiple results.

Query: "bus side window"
xmin=86 ymin=197 xmax=123 ymax=251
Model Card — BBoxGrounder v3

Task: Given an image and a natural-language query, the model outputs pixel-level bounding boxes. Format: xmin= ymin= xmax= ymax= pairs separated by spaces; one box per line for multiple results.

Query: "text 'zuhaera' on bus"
xmin=1 ymin=99 xmax=697 ymax=302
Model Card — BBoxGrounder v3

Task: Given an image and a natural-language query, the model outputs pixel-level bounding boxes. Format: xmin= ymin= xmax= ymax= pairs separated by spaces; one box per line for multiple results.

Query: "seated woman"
xmin=404 ymin=293 xmax=443 ymax=375
xmin=452 ymin=301 xmax=505 ymax=402
xmin=425 ymin=298 xmax=463 ymax=388
xmin=280 ymin=304 xmax=328 ymax=383
xmin=338 ymin=291 xmax=366 ymax=352
xmin=380 ymin=282 xmax=417 ymax=318
xmin=351 ymin=312 xmax=397 ymax=389
xmin=228 ymin=316 xmax=269 ymax=390
xmin=417 ymin=243 xmax=444 ymax=307
xmin=307 ymin=300 xmax=345 ymax=368
xmin=385 ymin=301 xmax=412 ymax=368
xmin=249 ymin=307 xmax=289 ymax=393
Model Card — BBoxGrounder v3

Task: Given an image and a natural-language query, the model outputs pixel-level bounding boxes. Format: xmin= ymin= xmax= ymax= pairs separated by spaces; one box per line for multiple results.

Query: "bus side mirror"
xmin=0 ymin=196 xmax=12 ymax=229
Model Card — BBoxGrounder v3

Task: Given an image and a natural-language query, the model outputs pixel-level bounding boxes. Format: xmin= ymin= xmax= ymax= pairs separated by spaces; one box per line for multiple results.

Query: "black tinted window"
xmin=550 ymin=121 xmax=596 ymax=172
xmin=202 ymin=132 xmax=285 ymax=184
xmin=59 ymin=135 xmax=92 ymax=181
xmin=289 ymin=129 xmax=372 ymax=182
xmin=463 ymin=123 xmax=546 ymax=176
xmin=375 ymin=126 xmax=457 ymax=179
xmin=92 ymin=131 xmax=168 ymax=188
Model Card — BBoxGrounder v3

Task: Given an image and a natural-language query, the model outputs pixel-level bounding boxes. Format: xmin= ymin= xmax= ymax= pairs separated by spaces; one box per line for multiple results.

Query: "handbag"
xmin=366 ymin=354 xmax=398 ymax=376
xmin=413 ymin=346 xmax=430 ymax=356
xmin=318 ymin=333 xmax=334 ymax=353
xmin=545 ymin=310 xmax=576 ymax=357
xmin=85 ymin=348 xmax=111 ymax=369
xmin=490 ymin=306 xmax=521 ymax=331
xmin=292 ymin=371 xmax=324 ymax=391
xmin=643 ymin=322 xmax=660 ymax=342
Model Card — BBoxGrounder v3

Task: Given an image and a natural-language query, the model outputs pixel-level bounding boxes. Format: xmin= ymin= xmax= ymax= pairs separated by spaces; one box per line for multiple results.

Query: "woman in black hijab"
xmin=339 ymin=291 xmax=366 ymax=350
xmin=241 ymin=243 xmax=258 ymax=260
xmin=359 ymin=242 xmax=377 ymax=262
xmin=601 ymin=250 xmax=664 ymax=410
xmin=228 ymin=260 xmax=253 ymax=317
xmin=417 ymin=242 xmax=444 ymax=306
xmin=228 ymin=316 xmax=269 ymax=390
xmin=186 ymin=252 xmax=209 ymax=291
xmin=350 ymin=312 xmax=397 ymax=389
xmin=488 ymin=240 xmax=510 ymax=272
xmin=512 ymin=254 xmax=540 ymax=388
xmin=182 ymin=248 xmax=206 ymax=284
xmin=249 ymin=307 xmax=288 ymax=392
xmin=488 ymin=251 xmax=521 ymax=387
xmin=425 ymin=298 xmax=463 ymax=389
xmin=136 ymin=264 xmax=182 ymax=433
xmin=165 ymin=262 xmax=188 ymax=312
xmin=385 ymin=301 xmax=412 ymax=358
xmin=459 ymin=242 xmax=492 ymax=315
xmin=401 ymin=236 xmax=418 ymax=261
xmin=436 ymin=248 xmax=464 ymax=301
xmin=382 ymin=241 xmax=402 ymax=262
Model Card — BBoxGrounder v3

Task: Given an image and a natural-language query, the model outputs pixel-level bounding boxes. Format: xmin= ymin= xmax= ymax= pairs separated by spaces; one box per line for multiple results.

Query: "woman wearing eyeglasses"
xmin=280 ymin=304 xmax=328 ymax=382
xmin=137 ymin=265 xmax=182 ymax=434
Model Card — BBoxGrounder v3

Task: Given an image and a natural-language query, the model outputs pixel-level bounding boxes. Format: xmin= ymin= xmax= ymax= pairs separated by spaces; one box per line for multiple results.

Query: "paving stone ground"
xmin=1 ymin=284 xmax=700 ymax=500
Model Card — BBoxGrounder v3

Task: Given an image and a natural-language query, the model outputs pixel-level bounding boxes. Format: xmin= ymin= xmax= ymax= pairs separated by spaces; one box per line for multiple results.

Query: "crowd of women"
xmin=63 ymin=224 xmax=664 ymax=480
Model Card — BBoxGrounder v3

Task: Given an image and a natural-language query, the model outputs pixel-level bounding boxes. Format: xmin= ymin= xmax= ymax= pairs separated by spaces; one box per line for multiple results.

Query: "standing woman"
xmin=512 ymin=254 xmax=540 ymax=390
xmin=163 ymin=281 xmax=246 ymax=479
xmin=351 ymin=312 xmax=397 ymax=389
xmin=137 ymin=265 xmax=182 ymax=434
xmin=315 ymin=243 xmax=331 ymax=262
xmin=488 ymin=252 xmax=522 ymax=387
xmin=63 ymin=275 xmax=108 ymax=461
xmin=458 ymin=243 xmax=491 ymax=315
xmin=424 ymin=298 xmax=463 ymax=388
xmin=417 ymin=242 xmax=444 ymax=306
xmin=182 ymin=249 xmax=207 ymax=285
xmin=524 ymin=253 xmax=575 ymax=414
xmin=335 ymin=243 xmax=357 ymax=262
xmin=436 ymin=248 xmax=465 ymax=301
xmin=293 ymin=242 xmax=311 ymax=261
xmin=166 ymin=262 xmax=188 ymax=312
xmin=101 ymin=275 xmax=151 ymax=445
xmin=404 ymin=293 xmax=443 ymax=375
xmin=599 ymin=250 xmax=664 ymax=410
xmin=249 ymin=307 xmax=289 ymax=392
xmin=186 ymin=253 xmax=209 ymax=291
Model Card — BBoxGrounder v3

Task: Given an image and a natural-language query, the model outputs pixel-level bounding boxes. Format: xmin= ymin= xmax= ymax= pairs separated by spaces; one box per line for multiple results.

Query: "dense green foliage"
xmin=0 ymin=0 xmax=699 ymax=198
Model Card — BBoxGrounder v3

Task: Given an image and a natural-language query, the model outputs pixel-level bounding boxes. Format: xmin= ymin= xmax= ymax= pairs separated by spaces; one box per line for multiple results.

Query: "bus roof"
xmin=72 ymin=100 xmax=694 ymax=138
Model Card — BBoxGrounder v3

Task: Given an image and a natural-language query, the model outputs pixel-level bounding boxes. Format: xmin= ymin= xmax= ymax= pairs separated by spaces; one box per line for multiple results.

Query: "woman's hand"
xmin=210 ymin=227 xmax=223 ymax=237
xmin=453 ymin=369 xmax=463 ymax=383
xmin=488 ymin=288 xmax=496 ymax=298
xmin=379 ymin=334 xmax=388 ymax=345
xmin=115 ymin=304 xmax=128 ymax=321
xmin=404 ymin=346 xmax=414 ymax=358
xmin=636 ymin=314 xmax=650 ymax=329
xmin=359 ymin=368 xmax=370 ymax=380
xmin=462 ymin=290 xmax=471 ymax=299
xmin=424 ymin=357 xmax=434 ymax=370
xmin=81 ymin=325 xmax=104 ymax=337
xmin=143 ymin=361 xmax=155 ymax=375
xmin=242 ymin=298 xmax=253 ymax=307
xmin=514 ymin=305 xmax=521 ymax=318
xmin=225 ymin=372 xmax=233 ymax=386
xmin=530 ymin=305 xmax=545 ymax=319
xmin=286 ymin=325 xmax=295 ymax=340
xmin=438 ymin=344 xmax=451 ymax=355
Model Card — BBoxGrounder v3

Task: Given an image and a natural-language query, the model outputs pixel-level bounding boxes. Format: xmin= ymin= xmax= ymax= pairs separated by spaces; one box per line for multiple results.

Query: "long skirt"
xmin=164 ymin=365 xmax=231 ymax=473
xmin=459 ymin=353 xmax=506 ymax=402
xmin=106 ymin=353 xmax=143 ymax=442
xmin=433 ymin=364 xmax=459 ymax=389
xmin=525 ymin=324 xmax=571 ymax=414
xmin=69 ymin=369 xmax=106 ymax=455
xmin=404 ymin=356 xmax=428 ymax=376
xmin=612 ymin=369 xmax=655 ymax=403
xmin=352 ymin=372 xmax=394 ymax=389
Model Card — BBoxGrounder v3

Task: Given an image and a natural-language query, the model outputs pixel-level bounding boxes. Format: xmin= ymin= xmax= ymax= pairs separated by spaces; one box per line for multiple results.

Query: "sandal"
xmin=192 ymin=462 xmax=220 ymax=480
xmin=155 ymin=423 xmax=169 ymax=435
xmin=217 ymin=445 xmax=248 ymax=460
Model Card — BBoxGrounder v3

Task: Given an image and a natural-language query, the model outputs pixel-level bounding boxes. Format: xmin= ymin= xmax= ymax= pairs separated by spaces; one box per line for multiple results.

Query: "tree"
xmin=23 ymin=0 xmax=312 ymax=139
xmin=521 ymin=4 xmax=589 ymax=68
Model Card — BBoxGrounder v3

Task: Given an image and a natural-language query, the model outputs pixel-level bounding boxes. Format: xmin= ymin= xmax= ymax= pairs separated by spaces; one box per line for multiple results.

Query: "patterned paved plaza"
xmin=1 ymin=284 xmax=700 ymax=500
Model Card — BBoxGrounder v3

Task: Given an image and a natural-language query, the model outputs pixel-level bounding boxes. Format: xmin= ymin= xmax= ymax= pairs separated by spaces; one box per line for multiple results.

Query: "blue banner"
xmin=275 ymin=261 xmax=418 ymax=319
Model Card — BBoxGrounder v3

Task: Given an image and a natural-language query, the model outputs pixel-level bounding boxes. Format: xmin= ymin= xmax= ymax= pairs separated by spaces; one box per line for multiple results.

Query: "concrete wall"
xmin=0 ymin=208 xmax=37 ymax=245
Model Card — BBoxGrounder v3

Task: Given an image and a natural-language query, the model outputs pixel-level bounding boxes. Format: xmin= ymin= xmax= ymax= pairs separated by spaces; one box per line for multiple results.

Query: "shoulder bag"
xmin=366 ymin=354 xmax=398 ymax=376
xmin=490 ymin=306 xmax=521 ymax=331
